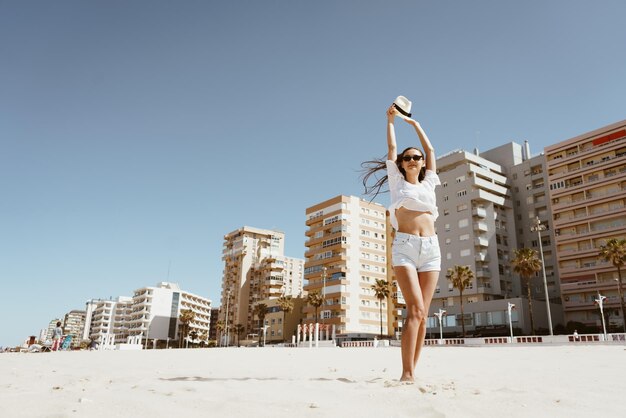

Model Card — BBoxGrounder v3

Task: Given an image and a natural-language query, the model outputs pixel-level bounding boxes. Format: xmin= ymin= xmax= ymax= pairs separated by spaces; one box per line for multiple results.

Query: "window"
xmin=459 ymin=234 xmax=469 ymax=241
xmin=446 ymin=252 xmax=452 ymax=260
xmin=460 ymin=249 xmax=471 ymax=257
xmin=445 ymin=224 xmax=451 ymax=231
xmin=444 ymin=209 xmax=450 ymax=216
xmin=457 ymin=204 xmax=468 ymax=212
xmin=457 ymin=190 xmax=467 ymax=197
xmin=443 ymin=195 xmax=449 ymax=202
xmin=456 ymin=175 xmax=466 ymax=183
xmin=442 ymin=182 xmax=448 ymax=188
xmin=458 ymin=219 xmax=469 ymax=228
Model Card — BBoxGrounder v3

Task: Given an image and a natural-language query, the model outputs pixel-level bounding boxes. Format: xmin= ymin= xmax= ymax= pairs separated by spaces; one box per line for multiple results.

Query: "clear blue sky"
xmin=2 ymin=0 xmax=625 ymax=346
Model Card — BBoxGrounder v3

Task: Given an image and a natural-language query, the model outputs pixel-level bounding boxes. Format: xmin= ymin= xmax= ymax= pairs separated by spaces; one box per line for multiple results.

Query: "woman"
xmin=51 ymin=321 xmax=63 ymax=351
xmin=362 ymin=103 xmax=441 ymax=382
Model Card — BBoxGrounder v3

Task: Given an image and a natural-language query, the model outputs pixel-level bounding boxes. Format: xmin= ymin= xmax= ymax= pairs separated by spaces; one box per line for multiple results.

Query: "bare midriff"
xmin=395 ymin=207 xmax=436 ymax=236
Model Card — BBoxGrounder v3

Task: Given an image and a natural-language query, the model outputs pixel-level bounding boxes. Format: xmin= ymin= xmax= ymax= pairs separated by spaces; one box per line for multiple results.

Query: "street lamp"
xmin=263 ymin=324 xmax=269 ymax=347
xmin=594 ymin=292 xmax=608 ymax=339
xmin=507 ymin=303 xmax=515 ymax=342
xmin=434 ymin=309 xmax=446 ymax=343
xmin=531 ymin=217 xmax=553 ymax=335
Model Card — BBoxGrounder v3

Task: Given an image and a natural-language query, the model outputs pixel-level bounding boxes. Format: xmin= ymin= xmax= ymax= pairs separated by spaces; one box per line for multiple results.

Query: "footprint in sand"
xmin=383 ymin=380 xmax=415 ymax=388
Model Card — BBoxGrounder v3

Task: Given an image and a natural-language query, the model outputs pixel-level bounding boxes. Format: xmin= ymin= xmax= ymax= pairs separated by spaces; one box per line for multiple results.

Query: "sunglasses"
xmin=402 ymin=155 xmax=424 ymax=162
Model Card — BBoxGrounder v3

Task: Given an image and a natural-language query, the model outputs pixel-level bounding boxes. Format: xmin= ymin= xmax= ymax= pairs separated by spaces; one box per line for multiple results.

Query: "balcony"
xmin=560 ymin=279 xmax=620 ymax=294
xmin=474 ymin=237 xmax=489 ymax=247
xmin=475 ymin=252 xmax=488 ymax=262
xmin=476 ymin=269 xmax=491 ymax=278
xmin=558 ymin=260 xmax=611 ymax=274
xmin=472 ymin=207 xmax=487 ymax=218
xmin=473 ymin=222 xmax=489 ymax=232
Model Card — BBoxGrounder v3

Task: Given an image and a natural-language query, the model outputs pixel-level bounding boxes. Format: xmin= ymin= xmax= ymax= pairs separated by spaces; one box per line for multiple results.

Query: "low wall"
xmin=424 ymin=333 xmax=626 ymax=346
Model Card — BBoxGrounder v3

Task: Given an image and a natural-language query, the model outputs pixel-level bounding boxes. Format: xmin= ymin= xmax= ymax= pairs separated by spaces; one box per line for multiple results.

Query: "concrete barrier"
xmin=425 ymin=333 xmax=626 ymax=346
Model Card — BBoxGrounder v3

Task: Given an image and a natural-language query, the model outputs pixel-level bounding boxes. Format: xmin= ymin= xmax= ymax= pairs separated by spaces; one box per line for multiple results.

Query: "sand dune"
xmin=1 ymin=345 xmax=623 ymax=417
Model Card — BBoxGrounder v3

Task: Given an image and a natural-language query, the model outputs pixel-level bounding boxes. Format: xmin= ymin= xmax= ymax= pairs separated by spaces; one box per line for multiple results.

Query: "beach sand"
xmin=1 ymin=345 xmax=623 ymax=417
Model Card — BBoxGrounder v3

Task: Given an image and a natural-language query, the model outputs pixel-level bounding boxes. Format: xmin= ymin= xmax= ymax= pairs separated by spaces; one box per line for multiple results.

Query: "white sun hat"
xmin=393 ymin=96 xmax=412 ymax=117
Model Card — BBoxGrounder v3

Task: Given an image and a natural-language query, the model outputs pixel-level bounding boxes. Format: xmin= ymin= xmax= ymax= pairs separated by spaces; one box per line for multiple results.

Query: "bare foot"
xmin=399 ymin=373 xmax=415 ymax=383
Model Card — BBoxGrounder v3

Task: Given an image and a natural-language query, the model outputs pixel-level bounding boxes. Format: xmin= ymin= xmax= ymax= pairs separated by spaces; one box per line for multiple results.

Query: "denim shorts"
xmin=391 ymin=232 xmax=441 ymax=272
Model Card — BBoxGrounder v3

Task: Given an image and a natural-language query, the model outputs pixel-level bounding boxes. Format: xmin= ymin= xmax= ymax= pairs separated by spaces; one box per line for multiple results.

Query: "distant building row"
xmin=44 ymin=282 xmax=213 ymax=348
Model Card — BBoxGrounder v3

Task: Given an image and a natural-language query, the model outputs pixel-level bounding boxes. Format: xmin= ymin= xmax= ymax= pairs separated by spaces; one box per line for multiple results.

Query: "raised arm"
xmin=387 ymin=105 xmax=398 ymax=161
xmin=399 ymin=115 xmax=436 ymax=172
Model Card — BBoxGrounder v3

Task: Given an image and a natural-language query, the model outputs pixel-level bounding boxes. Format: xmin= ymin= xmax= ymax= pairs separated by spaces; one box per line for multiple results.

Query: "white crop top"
xmin=386 ymin=160 xmax=441 ymax=230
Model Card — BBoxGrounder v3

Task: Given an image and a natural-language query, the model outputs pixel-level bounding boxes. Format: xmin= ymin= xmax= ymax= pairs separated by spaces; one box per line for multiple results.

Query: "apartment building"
xmin=428 ymin=145 xmax=563 ymax=336
xmin=83 ymin=296 xmax=133 ymax=343
xmin=434 ymin=149 xmax=518 ymax=303
xmin=545 ymin=120 xmax=626 ymax=330
xmin=45 ymin=318 xmax=61 ymax=341
xmin=304 ymin=195 xmax=389 ymax=339
xmin=62 ymin=309 xmax=86 ymax=348
xmin=128 ymin=282 xmax=212 ymax=344
xmin=260 ymin=296 xmax=307 ymax=344
xmin=482 ymin=142 xmax=561 ymax=303
xmin=221 ymin=226 xmax=304 ymax=343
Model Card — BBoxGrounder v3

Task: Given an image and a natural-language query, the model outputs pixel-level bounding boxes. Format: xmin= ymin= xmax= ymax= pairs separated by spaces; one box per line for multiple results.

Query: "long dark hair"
xmin=361 ymin=147 xmax=426 ymax=200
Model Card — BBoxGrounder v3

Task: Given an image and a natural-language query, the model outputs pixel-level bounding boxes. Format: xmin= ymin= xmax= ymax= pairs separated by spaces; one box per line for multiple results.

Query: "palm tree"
xmin=306 ymin=291 xmax=324 ymax=323
xmin=371 ymin=279 xmax=391 ymax=338
xmin=178 ymin=309 xmax=195 ymax=348
xmin=234 ymin=324 xmax=245 ymax=347
xmin=252 ymin=303 xmax=268 ymax=346
xmin=511 ymin=248 xmax=542 ymax=335
xmin=188 ymin=330 xmax=198 ymax=348
xmin=598 ymin=238 xmax=626 ymax=333
xmin=446 ymin=265 xmax=474 ymax=338
xmin=277 ymin=295 xmax=294 ymax=342
xmin=215 ymin=320 xmax=224 ymax=346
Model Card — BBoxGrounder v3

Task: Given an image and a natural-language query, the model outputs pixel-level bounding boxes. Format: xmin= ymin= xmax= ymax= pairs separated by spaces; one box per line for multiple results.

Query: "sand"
xmin=1 ymin=345 xmax=624 ymax=418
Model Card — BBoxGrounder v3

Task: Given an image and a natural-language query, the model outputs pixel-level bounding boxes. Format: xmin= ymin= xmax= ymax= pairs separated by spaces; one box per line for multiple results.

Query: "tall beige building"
xmin=304 ymin=195 xmax=389 ymax=338
xmin=63 ymin=309 xmax=86 ymax=348
xmin=221 ymin=226 xmax=304 ymax=342
xmin=545 ymin=120 xmax=626 ymax=330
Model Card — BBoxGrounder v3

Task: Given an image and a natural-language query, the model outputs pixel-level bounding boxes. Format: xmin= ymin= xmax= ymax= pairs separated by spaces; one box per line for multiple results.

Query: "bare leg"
xmin=394 ymin=265 xmax=424 ymax=382
xmin=413 ymin=270 xmax=440 ymax=368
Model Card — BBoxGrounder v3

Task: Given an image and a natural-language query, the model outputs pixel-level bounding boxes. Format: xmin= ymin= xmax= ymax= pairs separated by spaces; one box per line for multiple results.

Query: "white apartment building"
xmin=221 ymin=226 xmax=304 ymax=341
xmin=483 ymin=141 xmax=561 ymax=303
xmin=304 ymin=195 xmax=389 ymax=339
xmin=434 ymin=148 xmax=518 ymax=303
xmin=83 ymin=296 xmax=133 ymax=343
xmin=427 ymin=144 xmax=563 ymax=336
xmin=128 ymin=282 xmax=212 ymax=344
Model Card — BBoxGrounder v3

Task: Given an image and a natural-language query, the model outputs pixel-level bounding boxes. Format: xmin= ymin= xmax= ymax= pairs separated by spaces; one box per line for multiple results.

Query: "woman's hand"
xmin=387 ymin=105 xmax=398 ymax=122
xmin=398 ymin=113 xmax=419 ymax=127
